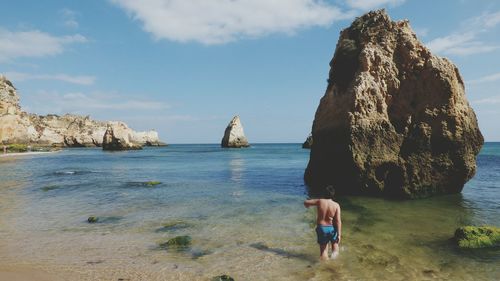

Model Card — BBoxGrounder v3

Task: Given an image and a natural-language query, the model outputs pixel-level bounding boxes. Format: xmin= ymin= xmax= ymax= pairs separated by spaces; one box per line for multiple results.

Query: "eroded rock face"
xmin=305 ymin=10 xmax=483 ymax=199
xmin=0 ymin=76 xmax=165 ymax=147
xmin=102 ymin=122 xmax=142 ymax=150
xmin=221 ymin=116 xmax=249 ymax=148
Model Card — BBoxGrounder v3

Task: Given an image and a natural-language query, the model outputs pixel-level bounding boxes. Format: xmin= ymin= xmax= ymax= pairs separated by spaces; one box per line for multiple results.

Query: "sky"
xmin=1 ymin=0 xmax=499 ymax=143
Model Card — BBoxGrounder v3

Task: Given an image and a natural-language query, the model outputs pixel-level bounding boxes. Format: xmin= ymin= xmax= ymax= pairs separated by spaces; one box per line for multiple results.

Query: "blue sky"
xmin=1 ymin=0 xmax=499 ymax=143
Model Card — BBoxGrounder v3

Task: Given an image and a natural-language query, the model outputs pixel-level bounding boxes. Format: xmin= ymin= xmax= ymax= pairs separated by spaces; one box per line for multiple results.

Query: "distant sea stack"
xmin=0 ymin=75 xmax=165 ymax=147
xmin=102 ymin=122 xmax=142 ymax=150
xmin=304 ymin=10 xmax=483 ymax=199
xmin=221 ymin=116 xmax=249 ymax=148
xmin=302 ymin=134 xmax=313 ymax=149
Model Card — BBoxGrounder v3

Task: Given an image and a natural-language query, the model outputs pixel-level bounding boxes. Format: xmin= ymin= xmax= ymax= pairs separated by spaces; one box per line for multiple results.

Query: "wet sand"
xmin=0 ymin=265 xmax=64 ymax=281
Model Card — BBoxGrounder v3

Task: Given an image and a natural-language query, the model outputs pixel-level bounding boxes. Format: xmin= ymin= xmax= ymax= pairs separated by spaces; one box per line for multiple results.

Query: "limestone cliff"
xmin=304 ymin=10 xmax=483 ymax=199
xmin=102 ymin=122 xmax=142 ymax=150
xmin=221 ymin=116 xmax=249 ymax=148
xmin=0 ymin=75 xmax=165 ymax=147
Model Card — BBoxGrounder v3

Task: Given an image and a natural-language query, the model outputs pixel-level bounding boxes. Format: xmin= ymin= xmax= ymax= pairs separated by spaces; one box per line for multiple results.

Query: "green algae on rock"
xmin=158 ymin=235 xmax=192 ymax=249
xmin=211 ymin=275 xmax=235 ymax=281
xmin=87 ymin=216 xmax=99 ymax=223
xmin=454 ymin=226 xmax=500 ymax=249
xmin=156 ymin=220 xmax=191 ymax=232
xmin=41 ymin=185 xmax=60 ymax=192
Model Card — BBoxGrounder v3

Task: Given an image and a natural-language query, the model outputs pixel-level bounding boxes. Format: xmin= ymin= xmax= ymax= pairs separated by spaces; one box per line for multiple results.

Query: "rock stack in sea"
xmin=102 ymin=122 xmax=143 ymax=150
xmin=221 ymin=116 xmax=249 ymax=148
xmin=302 ymin=134 xmax=313 ymax=149
xmin=304 ymin=10 xmax=483 ymax=199
xmin=0 ymin=75 xmax=165 ymax=147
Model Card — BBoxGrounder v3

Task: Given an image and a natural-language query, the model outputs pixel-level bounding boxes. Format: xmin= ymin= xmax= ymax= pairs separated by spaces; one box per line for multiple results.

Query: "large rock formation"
xmin=221 ymin=116 xmax=249 ymax=148
xmin=0 ymin=75 xmax=165 ymax=147
xmin=102 ymin=122 xmax=142 ymax=150
xmin=304 ymin=10 xmax=483 ymax=199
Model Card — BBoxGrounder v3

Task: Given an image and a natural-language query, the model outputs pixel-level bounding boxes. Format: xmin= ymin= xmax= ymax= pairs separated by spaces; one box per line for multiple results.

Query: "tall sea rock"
xmin=221 ymin=116 xmax=249 ymax=148
xmin=0 ymin=75 xmax=165 ymax=147
xmin=304 ymin=10 xmax=483 ymax=199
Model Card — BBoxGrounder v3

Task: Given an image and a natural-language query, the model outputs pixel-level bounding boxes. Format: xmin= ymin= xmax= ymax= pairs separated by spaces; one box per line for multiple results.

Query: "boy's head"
xmin=325 ymin=185 xmax=335 ymax=200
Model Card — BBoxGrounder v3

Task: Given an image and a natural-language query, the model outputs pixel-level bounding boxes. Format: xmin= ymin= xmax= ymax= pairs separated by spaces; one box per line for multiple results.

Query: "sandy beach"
xmin=0 ymin=151 xmax=60 ymax=158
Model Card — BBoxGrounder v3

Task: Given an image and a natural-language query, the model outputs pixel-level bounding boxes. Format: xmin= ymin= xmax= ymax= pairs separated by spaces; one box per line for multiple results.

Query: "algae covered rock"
xmin=87 ymin=216 xmax=99 ymax=223
xmin=304 ymin=10 xmax=483 ymax=198
xmin=159 ymin=235 xmax=192 ymax=249
xmin=454 ymin=226 xmax=500 ymax=249
xmin=212 ymin=275 xmax=235 ymax=281
xmin=221 ymin=116 xmax=249 ymax=148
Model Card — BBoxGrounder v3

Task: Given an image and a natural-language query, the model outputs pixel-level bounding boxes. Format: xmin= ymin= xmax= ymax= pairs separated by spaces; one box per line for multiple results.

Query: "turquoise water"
xmin=0 ymin=143 xmax=499 ymax=280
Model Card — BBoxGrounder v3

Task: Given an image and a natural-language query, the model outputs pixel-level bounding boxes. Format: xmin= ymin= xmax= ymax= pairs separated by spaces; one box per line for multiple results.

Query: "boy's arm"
xmin=303 ymin=199 xmax=319 ymax=208
xmin=334 ymin=205 xmax=342 ymax=243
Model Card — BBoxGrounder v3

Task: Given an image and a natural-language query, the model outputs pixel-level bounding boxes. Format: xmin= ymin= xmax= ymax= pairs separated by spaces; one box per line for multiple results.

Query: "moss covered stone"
xmin=211 ymin=275 xmax=235 ymax=281
xmin=454 ymin=226 xmax=500 ymax=249
xmin=7 ymin=144 xmax=28 ymax=152
xmin=159 ymin=235 xmax=192 ymax=249
xmin=145 ymin=181 xmax=161 ymax=186
xmin=87 ymin=216 xmax=99 ymax=223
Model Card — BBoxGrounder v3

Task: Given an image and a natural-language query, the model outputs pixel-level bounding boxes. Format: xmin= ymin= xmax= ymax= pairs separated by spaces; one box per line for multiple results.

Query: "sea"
xmin=0 ymin=143 xmax=499 ymax=280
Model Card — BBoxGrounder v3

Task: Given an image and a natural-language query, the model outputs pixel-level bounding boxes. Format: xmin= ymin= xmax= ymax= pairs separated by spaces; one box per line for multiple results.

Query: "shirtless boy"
xmin=303 ymin=187 xmax=341 ymax=260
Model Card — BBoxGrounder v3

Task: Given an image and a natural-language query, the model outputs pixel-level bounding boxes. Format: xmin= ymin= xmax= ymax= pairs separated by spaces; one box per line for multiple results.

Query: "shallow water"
xmin=0 ymin=143 xmax=499 ymax=280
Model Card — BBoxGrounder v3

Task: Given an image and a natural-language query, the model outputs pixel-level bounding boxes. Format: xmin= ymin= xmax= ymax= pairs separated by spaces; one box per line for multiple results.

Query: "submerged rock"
xmin=212 ymin=275 xmax=235 ymax=281
xmin=221 ymin=116 xmax=249 ymax=148
xmin=102 ymin=123 xmax=142 ymax=150
xmin=302 ymin=134 xmax=313 ymax=149
xmin=304 ymin=10 xmax=483 ymax=198
xmin=87 ymin=216 xmax=99 ymax=223
xmin=454 ymin=226 xmax=500 ymax=249
xmin=158 ymin=235 xmax=192 ymax=249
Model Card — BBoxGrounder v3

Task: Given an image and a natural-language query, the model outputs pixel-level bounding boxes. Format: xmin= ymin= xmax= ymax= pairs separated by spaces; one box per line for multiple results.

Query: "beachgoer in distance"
xmin=304 ymin=186 xmax=341 ymax=261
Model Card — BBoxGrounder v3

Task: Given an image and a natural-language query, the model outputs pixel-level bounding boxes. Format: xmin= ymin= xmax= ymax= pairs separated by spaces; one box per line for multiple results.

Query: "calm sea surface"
xmin=0 ymin=143 xmax=499 ymax=280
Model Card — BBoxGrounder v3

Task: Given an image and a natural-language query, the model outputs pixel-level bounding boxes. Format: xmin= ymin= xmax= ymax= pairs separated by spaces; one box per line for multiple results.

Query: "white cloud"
xmin=4 ymin=71 xmax=95 ymax=85
xmin=472 ymin=96 xmax=500 ymax=104
xmin=60 ymin=8 xmax=79 ymax=29
xmin=0 ymin=28 xmax=87 ymax=62
xmin=344 ymin=0 xmax=405 ymax=10
xmin=426 ymin=32 xmax=498 ymax=56
xmin=426 ymin=10 xmax=500 ymax=56
xmin=468 ymin=72 xmax=500 ymax=84
xmin=24 ymin=90 xmax=169 ymax=116
xmin=110 ymin=0 xmax=352 ymax=45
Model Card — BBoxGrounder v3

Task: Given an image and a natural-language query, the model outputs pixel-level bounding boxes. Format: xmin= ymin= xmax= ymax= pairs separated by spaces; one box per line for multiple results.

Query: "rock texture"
xmin=221 ymin=116 xmax=249 ymax=148
xmin=304 ymin=10 xmax=483 ymax=199
xmin=0 ymin=75 xmax=165 ymax=147
xmin=302 ymin=134 xmax=313 ymax=149
xmin=102 ymin=122 xmax=142 ymax=150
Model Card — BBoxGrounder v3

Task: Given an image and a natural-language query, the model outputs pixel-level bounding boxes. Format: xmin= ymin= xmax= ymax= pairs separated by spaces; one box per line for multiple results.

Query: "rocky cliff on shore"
xmin=304 ymin=10 xmax=483 ymax=199
xmin=0 ymin=75 xmax=165 ymax=147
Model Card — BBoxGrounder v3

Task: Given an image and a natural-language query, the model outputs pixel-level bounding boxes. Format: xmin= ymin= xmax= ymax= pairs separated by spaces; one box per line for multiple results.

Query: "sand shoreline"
xmin=0 ymin=265 xmax=64 ymax=281
xmin=0 ymin=151 xmax=60 ymax=158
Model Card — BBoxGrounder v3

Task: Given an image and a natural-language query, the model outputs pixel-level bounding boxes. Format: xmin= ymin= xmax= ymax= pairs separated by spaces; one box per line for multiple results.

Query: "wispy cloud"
xmin=110 ymin=0 xmax=353 ymax=45
xmin=472 ymin=96 xmax=500 ymax=105
xmin=0 ymin=28 xmax=87 ymax=61
xmin=426 ymin=10 xmax=500 ymax=56
xmin=24 ymin=90 xmax=169 ymax=116
xmin=5 ymin=71 xmax=95 ymax=85
xmin=468 ymin=72 xmax=500 ymax=84
xmin=59 ymin=8 xmax=79 ymax=29
xmin=426 ymin=32 xmax=498 ymax=56
xmin=344 ymin=0 xmax=405 ymax=10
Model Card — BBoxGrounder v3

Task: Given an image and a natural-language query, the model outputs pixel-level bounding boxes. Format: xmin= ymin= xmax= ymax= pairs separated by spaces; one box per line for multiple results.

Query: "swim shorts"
xmin=315 ymin=225 xmax=338 ymax=245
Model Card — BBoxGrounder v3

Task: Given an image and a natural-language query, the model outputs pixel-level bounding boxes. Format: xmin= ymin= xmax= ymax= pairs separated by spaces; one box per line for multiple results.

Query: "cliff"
xmin=304 ymin=10 xmax=483 ymax=199
xmin=0 ymin=75 xmax=165 ymax=147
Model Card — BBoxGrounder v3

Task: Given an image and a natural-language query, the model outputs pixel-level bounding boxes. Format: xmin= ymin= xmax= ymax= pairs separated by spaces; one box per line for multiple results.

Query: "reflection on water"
xmin=0 ymin=144 xmax=499 ymax=280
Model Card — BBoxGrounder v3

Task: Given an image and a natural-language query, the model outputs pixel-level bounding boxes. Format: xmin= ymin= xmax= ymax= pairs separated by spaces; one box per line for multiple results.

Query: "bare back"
xmin=316 ymin=199 xmax=339 ymax=226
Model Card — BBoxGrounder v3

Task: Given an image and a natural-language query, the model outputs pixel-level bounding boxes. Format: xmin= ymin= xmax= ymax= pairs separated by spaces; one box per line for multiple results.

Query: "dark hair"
xmin=325 ymin=185 xmax=335 ymax=199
